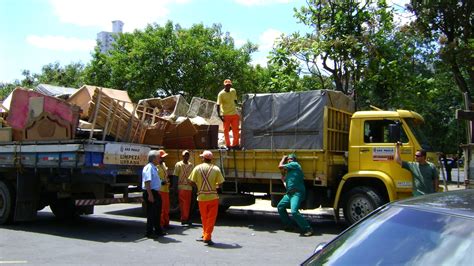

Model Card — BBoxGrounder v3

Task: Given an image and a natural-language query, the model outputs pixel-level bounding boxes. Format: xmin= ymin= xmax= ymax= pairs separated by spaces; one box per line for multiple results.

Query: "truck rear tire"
xmin=343 ymin=186 xmax=382 ymax=225
xmin=50 ymin=199 xmax=78 ymax=220
xmin=0 ymin=180 xmax=15 ymax=225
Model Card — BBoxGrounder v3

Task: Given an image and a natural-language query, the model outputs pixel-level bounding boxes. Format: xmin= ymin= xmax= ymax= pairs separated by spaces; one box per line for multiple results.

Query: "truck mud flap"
xmin=15 ymin=174 xmax=40 ymax=222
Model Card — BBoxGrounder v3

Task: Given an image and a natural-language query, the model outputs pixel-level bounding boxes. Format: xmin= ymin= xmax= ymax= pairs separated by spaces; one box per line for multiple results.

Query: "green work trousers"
xmin=277 ymin=192 xmax=311 ymax=232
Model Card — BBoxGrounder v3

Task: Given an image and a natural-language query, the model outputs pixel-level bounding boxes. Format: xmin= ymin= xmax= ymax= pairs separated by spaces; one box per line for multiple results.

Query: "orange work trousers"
xmin=178 ymin=189 xmax=192 ymax=222
xmin=159 ymin=191 xmax=170 ymax=227
xmin=223 ymin=114 xmax=240 ymax=147
xmin=198 ymin=199 xmax=219 ymax=241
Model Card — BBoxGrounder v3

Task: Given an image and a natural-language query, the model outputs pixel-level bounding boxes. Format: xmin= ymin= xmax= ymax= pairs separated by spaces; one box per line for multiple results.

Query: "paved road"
xmin=0 ymin=201 xmax=346 ymax=265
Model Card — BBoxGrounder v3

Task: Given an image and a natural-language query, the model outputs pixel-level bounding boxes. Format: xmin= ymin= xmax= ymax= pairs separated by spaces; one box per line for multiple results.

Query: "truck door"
xmin=359 ymin=119 xmax=413 ymax=189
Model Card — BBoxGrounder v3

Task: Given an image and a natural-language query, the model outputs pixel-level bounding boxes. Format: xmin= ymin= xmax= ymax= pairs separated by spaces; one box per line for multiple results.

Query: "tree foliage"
xmin=408 ymin=0 xmax=473 ymax=99
xmin=36 ymin=62 xmax=85 ymax=88
xmin=83 ymin=21 xmax=258 ymax=102
xmin=271 ymin=0 xmax=395 ymax=95
xmin=0 ymin=62 xmax=84 ymax=100
xmin=406 ymin=0 xmax=472 ymax=148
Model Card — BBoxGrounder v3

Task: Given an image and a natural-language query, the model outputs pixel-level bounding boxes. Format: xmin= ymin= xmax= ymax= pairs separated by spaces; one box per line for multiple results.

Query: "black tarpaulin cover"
xmin=241 ymin=90 xmax=354 ymax=150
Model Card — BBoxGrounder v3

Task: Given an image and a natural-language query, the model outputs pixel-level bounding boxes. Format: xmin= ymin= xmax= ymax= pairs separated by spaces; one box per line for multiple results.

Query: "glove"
xmin=161 ymin=180 xmax=167 ymax=185
xmin=216 ymin=187 xmax=222 ymax=194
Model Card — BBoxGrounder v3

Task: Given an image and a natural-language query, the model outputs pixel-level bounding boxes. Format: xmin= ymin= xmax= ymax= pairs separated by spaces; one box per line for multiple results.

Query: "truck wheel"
xmin=271 ymin=195 xmax=283 ymax=208
xmin=50 ymin=199 xmax=78 ymax=220
xmin=0 ymin=180 xmax=15 ymax=225
xmin=343 ymin=186 xmax=382 ymax=225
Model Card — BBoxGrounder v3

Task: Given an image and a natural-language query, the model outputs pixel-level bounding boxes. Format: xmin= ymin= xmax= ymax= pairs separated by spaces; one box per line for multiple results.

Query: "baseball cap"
xmin=199 ymin=150 xmax=213 ymax=160
xmin=182 ymin=150 xmax=190 ymax=156
xmin=288 ymin=153 xmax=297 ymax=160
xmin=158 ymin=149 xmax=168 ymax=158
xmin=223 ymin=79 xmax=232 ymax=85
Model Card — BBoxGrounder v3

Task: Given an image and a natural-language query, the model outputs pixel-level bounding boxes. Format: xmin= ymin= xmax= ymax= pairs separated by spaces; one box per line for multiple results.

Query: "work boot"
xmin=204 ymin=239 xmax=215 ymax=246
xmin=145 ymin=233 xmax=157 ymax=239
xmin=181 ymin=220 xmax=192 ymax=226
xmin=300 ymin=229 xmax=314 ymax=237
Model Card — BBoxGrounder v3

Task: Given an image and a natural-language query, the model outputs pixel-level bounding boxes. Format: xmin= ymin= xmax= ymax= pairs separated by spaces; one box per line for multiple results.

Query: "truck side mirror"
xmin=388 ymin=123 xmax=401 ymax=143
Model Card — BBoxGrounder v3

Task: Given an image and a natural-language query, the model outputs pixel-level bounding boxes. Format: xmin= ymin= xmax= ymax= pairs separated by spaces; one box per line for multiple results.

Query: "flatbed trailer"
xmin=0 ymin=139 xmax=151 ymax=224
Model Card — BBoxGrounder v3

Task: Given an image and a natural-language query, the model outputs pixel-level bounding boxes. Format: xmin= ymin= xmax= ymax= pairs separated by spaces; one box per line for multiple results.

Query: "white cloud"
xmin=234 ymin=38 xmax=249 ymax=48
xmin=26 ymin=35 xmax=96 ymax=52
xmin=49 ymin=0 xmax=190 ymax=31
xmin=258 ymin=28 xmax=283 ymax=51
xmin=251 ymin=53 xmax=269 ymax=67
xmin=235 ymin=0 xmax=291 ymax=6
xmin=248 ymin=29 xmax=284 ymax=66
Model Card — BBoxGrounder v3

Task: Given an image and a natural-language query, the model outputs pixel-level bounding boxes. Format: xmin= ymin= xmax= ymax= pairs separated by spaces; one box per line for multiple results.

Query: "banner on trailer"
xmin=104 ymin=143 xmax=150 ymax=165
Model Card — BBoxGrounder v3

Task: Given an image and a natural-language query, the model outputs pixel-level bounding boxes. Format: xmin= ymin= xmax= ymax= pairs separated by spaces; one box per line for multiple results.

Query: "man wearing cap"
xmin=142 ymin=150 xmax=165 ymax=238
xmin=156 ymin=149 xmax=171 ymax=228
xmin=216 ymin=79 xmax=240 ymax=149
xmin=188 ymin=150 xmax=225 ymax=246
xmin=277 ymin=153 xmax=313 ymax=237
xmin=172 ymin=150 xmax=194 ymax=226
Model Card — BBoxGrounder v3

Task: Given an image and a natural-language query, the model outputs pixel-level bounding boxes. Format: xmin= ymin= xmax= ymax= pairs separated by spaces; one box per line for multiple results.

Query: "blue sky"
xmin=0 ymin=0 xmax=409 ymax=84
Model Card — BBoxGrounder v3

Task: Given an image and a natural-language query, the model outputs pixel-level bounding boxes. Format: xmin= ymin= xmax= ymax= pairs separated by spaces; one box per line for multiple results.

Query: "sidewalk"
xmin=444 ymin=182 xmax=468 ymax=191
xmin=231 ymin=183 xmax=469 ymax=215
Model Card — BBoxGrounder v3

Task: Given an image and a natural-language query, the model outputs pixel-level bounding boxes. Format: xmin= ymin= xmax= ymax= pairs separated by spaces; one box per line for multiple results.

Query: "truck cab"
xmin=335 ymin=109 xmax=434 ymax=223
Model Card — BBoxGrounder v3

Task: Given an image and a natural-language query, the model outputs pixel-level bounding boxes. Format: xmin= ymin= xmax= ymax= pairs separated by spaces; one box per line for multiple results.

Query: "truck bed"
xmin=165 ymin=148 xmax=347 ymax=188
xmin=0 ymin=140 xmax=152 ymax=170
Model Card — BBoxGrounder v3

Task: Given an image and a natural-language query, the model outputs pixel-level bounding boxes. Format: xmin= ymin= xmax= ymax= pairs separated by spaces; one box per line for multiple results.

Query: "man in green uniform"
xmin=277 ymin=153 xmax=313 ymax=236
xmin=395 ymin=142 xmax=439 ymax=196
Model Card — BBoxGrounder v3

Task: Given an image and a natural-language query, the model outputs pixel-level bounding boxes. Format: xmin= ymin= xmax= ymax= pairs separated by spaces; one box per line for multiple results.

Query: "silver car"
xmin=302 ymin=189 xmax=474 ymax=265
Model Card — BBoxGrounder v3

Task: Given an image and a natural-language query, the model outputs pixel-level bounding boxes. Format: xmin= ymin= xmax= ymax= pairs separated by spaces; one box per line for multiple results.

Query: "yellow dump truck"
xmin=165 ymin=90 xmax=434 ymax=224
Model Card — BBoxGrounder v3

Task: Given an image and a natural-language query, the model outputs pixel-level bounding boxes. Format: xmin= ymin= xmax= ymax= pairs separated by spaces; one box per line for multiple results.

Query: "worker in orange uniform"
xmin=172 ymin=150 xmax=194 ymax=226
xmin=188 ymin=150 xmax=225 ymax=246
xmin=156 ymin=149 xmax=170 ymax=229
xmin=216 ymin=79 xmax=240 ymax=149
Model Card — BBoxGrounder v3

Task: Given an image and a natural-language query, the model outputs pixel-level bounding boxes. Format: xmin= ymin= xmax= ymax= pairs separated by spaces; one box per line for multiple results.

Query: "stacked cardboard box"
xmin=194 ymin=125 xmax=219 ymax=149
xmin=142 ymin=117 xmax=171 ymax=146
xmin=163 ymin=118 xmax=198 ymax=149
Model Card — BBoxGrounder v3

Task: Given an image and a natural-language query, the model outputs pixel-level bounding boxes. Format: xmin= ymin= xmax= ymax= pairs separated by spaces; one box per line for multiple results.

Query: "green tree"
xmin=276 ymin=0 xmax=394 ymax=95
xmin=0 ymin=82 xmax=18 ymax=100
xmin=35 ymin=62 xmax=85 ymax=88
xmin=408 ymin=0 xmax=473 ymax=100
xmin=84 ymin=21 xmax=258 ymax=102
xmin=407 ymin=0 xmax=472 ymax=146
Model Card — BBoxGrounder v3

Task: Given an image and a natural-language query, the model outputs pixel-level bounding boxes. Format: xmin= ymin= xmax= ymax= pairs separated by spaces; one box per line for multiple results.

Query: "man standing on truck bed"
xmin=395 ymin=142 xmax=439 ymax=196
xmin=142 ymin=150 xmax=165 ymax=239
xmin=216 ymin=79 xmax=240 ymax=149
xmin=188 ymin=150 xmax=225 ymax=246
xmin=277 ymin=153 xmax=313 ymax=237
xmin=172 ymin=150 xmax=194 ymax=226
xmin=157 ymin=149 xmax=171 ymax=228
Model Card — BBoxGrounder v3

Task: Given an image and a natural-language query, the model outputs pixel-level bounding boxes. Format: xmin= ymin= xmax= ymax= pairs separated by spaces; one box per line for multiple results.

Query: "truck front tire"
xmin=0 ymin=180 xmax=15 ymax=225
xmin=343 ymin=186 xmax=382 ymax=225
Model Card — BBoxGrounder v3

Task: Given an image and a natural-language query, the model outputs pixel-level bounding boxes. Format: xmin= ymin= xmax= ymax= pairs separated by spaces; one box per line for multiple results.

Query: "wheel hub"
xmin=351 ymin=196 xmax=372 ymax=219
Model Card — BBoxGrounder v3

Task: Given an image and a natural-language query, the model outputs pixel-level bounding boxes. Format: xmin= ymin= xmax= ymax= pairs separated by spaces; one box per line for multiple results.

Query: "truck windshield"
xmin=405 ymin=118 xmax=432 ymax=151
